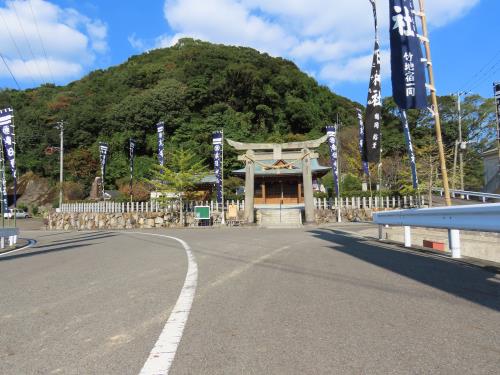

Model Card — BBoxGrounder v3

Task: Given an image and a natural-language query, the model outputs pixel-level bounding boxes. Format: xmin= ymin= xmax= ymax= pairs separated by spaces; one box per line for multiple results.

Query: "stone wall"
xmin=315 ymin=208 xmax=374 ymax=224
xmin=46 ymin=211 xmax=199 ymax=230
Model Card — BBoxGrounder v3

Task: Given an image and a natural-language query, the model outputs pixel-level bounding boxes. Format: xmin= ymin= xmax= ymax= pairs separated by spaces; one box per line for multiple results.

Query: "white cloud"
xmin=320 ymin=50 xmax=391 ymax=85
xmin=137 ymin=0 xmax=481 ymax=87
xmin=0 ymin=0 xmax=108 ymax=85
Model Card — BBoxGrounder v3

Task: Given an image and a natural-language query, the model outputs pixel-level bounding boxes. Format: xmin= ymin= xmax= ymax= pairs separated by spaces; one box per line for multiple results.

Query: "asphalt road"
xmin=1 ymin=227 xmax=499 ymax=374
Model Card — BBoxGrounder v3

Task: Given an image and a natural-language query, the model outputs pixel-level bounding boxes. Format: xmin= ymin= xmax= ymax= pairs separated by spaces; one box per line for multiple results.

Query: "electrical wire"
xmin=459 ymin=49 xmax=500 ymax=93
xmin=28 ymin=0 xmax=55 ymax=84
xmin=0 ymin=51 xmax=21 ymax=90
xmin=11 ymin=0 xmax=45 ymax=83
xmin=0 ymin=7 xmax=37 ymax=87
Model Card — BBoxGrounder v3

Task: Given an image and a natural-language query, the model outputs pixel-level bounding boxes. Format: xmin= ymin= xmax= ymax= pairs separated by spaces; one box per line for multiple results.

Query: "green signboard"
xmin=194 ymin=206 xmax=210 ymax=220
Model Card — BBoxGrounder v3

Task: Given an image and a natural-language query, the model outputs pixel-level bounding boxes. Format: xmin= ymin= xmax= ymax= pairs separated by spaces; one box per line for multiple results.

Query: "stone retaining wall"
xmin=315 ymin=208 xmax=374 ymax=224
xmin=47 ymin=208 xmax=377 ymax=230
xmin=46 ymin=211 xmax=206 ymax=230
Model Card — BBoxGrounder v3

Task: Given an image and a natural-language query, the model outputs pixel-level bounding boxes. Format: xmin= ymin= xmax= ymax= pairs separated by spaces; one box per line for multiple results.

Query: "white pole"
xmin=404 ymin=226 xmax=412 ymax=247
xmin=448 ymin=229 xmax=461 ymax=259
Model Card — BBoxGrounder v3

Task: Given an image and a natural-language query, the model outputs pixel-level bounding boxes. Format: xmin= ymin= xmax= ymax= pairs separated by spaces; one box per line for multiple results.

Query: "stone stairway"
xmin=256 ymin=208 xmax=303 ymax=228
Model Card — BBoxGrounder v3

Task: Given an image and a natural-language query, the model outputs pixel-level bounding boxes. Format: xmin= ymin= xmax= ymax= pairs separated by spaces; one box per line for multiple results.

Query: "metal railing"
xmin=373 ymin=203 xmax=500 ymax=259
xmin=433 ymin=188 xmax=500 ymax=202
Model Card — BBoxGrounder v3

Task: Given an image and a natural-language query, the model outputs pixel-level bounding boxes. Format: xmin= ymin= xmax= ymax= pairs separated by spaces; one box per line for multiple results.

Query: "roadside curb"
xmin=0 ymin=238 xmax=36 ymax=257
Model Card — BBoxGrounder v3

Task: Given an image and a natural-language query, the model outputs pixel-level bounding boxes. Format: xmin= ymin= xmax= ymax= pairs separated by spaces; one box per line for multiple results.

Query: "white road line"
xmin=0 ymin=239 xmax=36 ymax=257
xmin=124 ymin=232 xmax=198 ymax=375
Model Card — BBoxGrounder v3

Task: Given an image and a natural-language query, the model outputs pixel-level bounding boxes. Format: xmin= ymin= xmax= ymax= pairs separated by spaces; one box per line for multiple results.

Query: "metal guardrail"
xmin=433 ymin=188 xmax=500 ymax=202
xmin=373 ymin=203 xmax=500 ymax=259
xmin=0 ymin=227 xmax=19 ymax=249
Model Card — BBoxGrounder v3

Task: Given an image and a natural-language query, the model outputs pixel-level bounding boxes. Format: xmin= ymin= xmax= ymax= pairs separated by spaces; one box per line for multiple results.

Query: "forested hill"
xmin=0 ymin=38 xmax=361 ymax=194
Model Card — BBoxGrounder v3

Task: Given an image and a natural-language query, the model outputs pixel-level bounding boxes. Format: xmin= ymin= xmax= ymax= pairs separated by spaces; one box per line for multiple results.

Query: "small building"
xmin=232 ymin=159 xmax=330 ymax=205
xmin=227 ymin=135 xmax=329 ymax=223
xmin=482 ymin=148 xmax=499 ymax=193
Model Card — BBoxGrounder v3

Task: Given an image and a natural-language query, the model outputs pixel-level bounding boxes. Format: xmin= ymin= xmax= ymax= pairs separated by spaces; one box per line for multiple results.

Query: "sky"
xmin=0 ymin=0 xmax=498 ymax=104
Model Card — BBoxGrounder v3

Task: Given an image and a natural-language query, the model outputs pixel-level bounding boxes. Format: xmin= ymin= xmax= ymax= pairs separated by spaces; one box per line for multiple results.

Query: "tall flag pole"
xmin=129 ymin=138 xmax=136 ymax=202
xmin=213 ymin=130 xmax=225 ymax=224
xmin=0 ymin=107 xmax=16 ymax=224
xmin=365 ymin=0 xmax=382 ymax=164
xmin=99 ymin=142 xmax=109 ymax=200
xmin=409 ymin=0 xmax=451 ymax=205
xmin=356 ymin=108 xmax=370 ymax=177
xmin=157 ymin=121 xmax=165 ymax=168
xmin=494 ymin=82 xmax=500 ymax=170
xmin=399 ymin=110 xmax=419 ymax=189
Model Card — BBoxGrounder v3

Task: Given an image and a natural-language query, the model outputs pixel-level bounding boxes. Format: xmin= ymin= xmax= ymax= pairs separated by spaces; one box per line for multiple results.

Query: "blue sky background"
xmin=0 ymin=0 xmax=498 ymax=104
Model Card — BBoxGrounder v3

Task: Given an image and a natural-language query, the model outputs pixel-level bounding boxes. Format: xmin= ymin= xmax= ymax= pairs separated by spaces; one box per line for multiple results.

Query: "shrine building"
xmin=227 ymin=136 xmax=330 ymax=224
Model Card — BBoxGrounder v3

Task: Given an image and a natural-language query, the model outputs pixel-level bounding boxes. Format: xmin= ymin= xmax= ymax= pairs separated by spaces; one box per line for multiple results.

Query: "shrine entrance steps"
xmin=256 ymin=208 xmax=303 ymax=228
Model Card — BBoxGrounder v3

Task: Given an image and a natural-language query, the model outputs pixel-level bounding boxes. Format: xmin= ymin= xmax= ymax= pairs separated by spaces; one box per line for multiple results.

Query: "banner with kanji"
xmin=495 ymin=83 xmax=500 ymax=143
xmin=365 ymin=0 xmax=382 ymax=163
xmin=99 ymin=142 xmax=109 ymax=196
xmin=212 ymin=131 xmax=223 ymax=204
xmin=0 ymin=107 xmax=16 ymax=180
xmin=326 ymin=125 xmax=340 ymax=196
xmin=390 ymin=0 xmax=427 ymax=109
xmin=400 ymin=110 xmax=419 ymax=189
xmin=157 ymin=122 xmax=165 ymax=167
xmin=129 ymin=138 xmax=136 ymax=192
xmin=356 ymin=108 xmax=370 ymax=176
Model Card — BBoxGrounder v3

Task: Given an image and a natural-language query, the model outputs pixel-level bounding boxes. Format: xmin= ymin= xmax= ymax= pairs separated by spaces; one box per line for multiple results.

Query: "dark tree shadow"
xmin=0 ymin=243 xmax=98 ymax=262
xmin=308 ymin=229 xmax=500 ymax=312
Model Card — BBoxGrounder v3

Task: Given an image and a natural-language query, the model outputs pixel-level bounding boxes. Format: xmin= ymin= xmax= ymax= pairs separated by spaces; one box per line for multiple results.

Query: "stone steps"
xmin=256 ymin=209 xmax=303 ymax=228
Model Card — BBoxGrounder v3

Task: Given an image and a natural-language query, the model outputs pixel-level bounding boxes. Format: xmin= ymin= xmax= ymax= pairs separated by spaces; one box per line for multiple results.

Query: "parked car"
xmin=3 ymin=208 xmax=30 ymax=219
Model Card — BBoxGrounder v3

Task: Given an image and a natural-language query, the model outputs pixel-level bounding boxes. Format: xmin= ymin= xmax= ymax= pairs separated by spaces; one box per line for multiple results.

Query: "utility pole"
xmin=417 ymin=0 xmax=452 ymax=206
xmin=55 ymin=121 xmax=64 ymax=209
xmin=456 ymin=92 xmax=468 ymax=192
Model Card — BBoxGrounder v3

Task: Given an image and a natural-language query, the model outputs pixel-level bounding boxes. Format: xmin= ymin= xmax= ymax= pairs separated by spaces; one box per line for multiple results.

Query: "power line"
xmin=459 ymin=49 xmax=500 ymax=93
xmin=467 ymin=60 xmax=500 ymax=92
xmin=0 ymin=51 xmax=21 ymax=90
xmin=28 ymin=0 xmax=55 ymax=84
xmin=11 ymin=0 xmax=45 ymax=83
xmin=0 ymin=7 xmax=37 ymax=87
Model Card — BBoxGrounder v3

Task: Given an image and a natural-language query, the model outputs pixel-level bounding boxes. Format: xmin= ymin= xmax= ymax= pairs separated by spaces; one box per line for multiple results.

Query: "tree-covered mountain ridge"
xmin=0 ymin=38 xmax=362 ymax=200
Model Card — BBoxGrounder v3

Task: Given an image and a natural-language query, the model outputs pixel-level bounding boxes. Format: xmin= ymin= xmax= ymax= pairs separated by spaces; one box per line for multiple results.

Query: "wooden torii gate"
xmin=227 ymin=135 xmax=328 ymax=223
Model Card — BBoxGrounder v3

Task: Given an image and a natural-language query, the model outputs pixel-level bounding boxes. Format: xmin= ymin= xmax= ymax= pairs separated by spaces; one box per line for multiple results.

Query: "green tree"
xmin=146 ymin=148 xmax=208 ymax=226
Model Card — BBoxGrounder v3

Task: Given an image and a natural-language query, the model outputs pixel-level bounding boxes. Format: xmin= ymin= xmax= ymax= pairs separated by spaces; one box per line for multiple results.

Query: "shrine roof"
xmin=232 ymin=159 xmax=330 ymax=177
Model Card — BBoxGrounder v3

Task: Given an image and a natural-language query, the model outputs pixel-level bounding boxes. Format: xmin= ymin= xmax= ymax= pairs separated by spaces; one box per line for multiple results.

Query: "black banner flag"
xmin=399 ymin=110 xmax=419 ymax=189
xmin=212 ymin=131 xmax=223 ymax=204
xmin=129 ymin=138 xmax=136 ymax=193
xmin=157 ymin=122 xmax=165 ymax=167
xmin=365 ymin=0 xmax=382 ymax=163
xmin=0 ymin=107 xmax=16 ymax=212
xmin=326 ymin=125 xmax=340 ymax=196
xmin=356 ymin=108 xmax=370 ymax=176
xmin=99 ymin=142 xmax=109 ymax=198
xmin=390 ymin=0 xmax=427 ymax=110
xmin=494 ymin=83 xmax=500 ymax=143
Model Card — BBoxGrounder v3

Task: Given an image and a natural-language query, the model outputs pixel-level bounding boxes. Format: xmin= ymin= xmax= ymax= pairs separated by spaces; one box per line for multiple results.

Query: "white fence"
xmin=60 ymin=195 xmax=422 ymax=214
xmin=373 ymin=203 xmax=500 ymax=259
xmin=60 ymin=200 xmax=245 ymax=214
xmin=313 ymin=195 xmax=423 ymax=210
